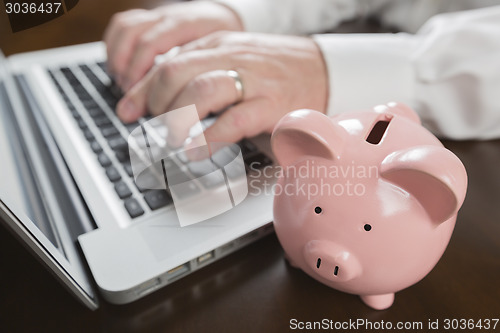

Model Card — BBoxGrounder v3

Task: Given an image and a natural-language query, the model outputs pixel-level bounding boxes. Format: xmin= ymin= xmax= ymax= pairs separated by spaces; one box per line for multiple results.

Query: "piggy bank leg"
xmin=283 ymin=253 xmax=299 ymax=268
xmin=360 ymin=293 xmax=394 ymax=310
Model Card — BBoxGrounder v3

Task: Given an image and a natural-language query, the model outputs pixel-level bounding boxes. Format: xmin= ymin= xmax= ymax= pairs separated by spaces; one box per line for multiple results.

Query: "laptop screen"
xmin=0 ymin=51 xmax=97 ymax=309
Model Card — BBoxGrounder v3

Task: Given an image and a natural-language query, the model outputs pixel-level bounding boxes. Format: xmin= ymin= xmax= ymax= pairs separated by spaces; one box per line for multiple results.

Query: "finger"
xmin=103 ymin=11 xmax=134 ymax=52
xmin=166 ymin=69 xmax=248 ymax=147
xmin=120 ymin=21 xmax=177 ymax=91
xmin=116 ymin=70 xmax=156 ymax=123
xmin=104 ymin=10 xmax=158 ymax=78
xmin=177 ymin=31 xmax=227 ymax=54
xmin=108 ymin=21 xmax=159 ymax=83
xmin=204 ymin=98 xmax=272 ymax=143
xmin=185 ymin=98 xmax=272 ymax=160
xmin=146 ymin=48 xmax=248 ymax=117
xmin=122 ymin=19 xmax=205 ymax=91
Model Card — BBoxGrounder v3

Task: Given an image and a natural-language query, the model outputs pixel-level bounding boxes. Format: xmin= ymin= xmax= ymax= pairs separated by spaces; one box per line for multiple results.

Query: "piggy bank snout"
xmin=303 ymin=240 xmax=362 ymax=283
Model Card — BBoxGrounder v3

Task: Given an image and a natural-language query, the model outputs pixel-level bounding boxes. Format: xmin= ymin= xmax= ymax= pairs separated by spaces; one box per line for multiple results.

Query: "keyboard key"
xmin=240 ymin=140 xmax=258 ymax=157
xmin=99 ymin=89 xmax=114 ymax=99
xmin=169 ymin=181 xmax=200 ymax=199
xmin=135 ymin=182 xmax=149 ymax=193
xmin=223 ymin=159 xmax=247 ymax=180
xmin=94 ymin=115 xmax=112 ymax=128
xmin=106 ymin=98 xmax=118 ymax=109
xmin=105 ymin=92 xmax=119 ymax=102
xmin=115 ymin=150 xmax=130 ymax=163
xmin=62 ymin=94 xmax=71 ymax=103
xmin=244 ymin=153 xmax=273 ymax=169
xmin=90 ymin=141 xmax=102 ymax=153
xmin=123 ymin=163 xmax=134 ymax=177
xmin=60 ymin=66 xmax=72 ymax=74
xmin=83 ymin=129 xmax=94 ymax=141
xmin=94 ymin=84 xmax=109 ymax=95
xmin=105 ymin=166 xmax=122 ymax=182
xmin=110 ymin=82 xmax=123 ymax=98
xmin=72 ymin=83 xmax=85 ymax=91
xmin=187 ymin=158 xmax=217 ymax=178
xmin=80 ymin=66 xmax=109 ymax=94
xmin=144 ymin=190 xmax=172 ymax=210
xmin=114 ymin=181 xmax=132 ymax=199
xmin=197 ymin=172 xmax=226 ymax=189
xmin=177 ymin=150 xmax=189 ymax=164
xmin=96 ymin=61 xmax=107 ymax=72
xmin=124 ymin=198 xmax=144 ymax=218
xmin=134 ymin=171 xmax=161 ymax=192
xmin=97 ymin=153 xmax=111 ymax=167
xmin=108 ymin=136 xmax=127 ymax=151
xmin=82 ymin=99 xmax=98 ymax=109
xmin=77 ymin=118 xmax=87 ymax=129
xmin=76 ymin=83 xmax=89 ymax=91
xmin=125 ymin=122 xmax=140 ymax=133
xmin=161 ymin=160 xmax=192 ymax=185
xmin=79 ymin=64 xmax=91 ymax=72
xmin=88 ymin=107 xmax=105 ymax=118
xmin=211 ymin=147 xmax=237 ymax=168
xmin=60 ymin=67 xmax=77 ymax=81
xmin=101 ymin=125 xmax=119 ymax=138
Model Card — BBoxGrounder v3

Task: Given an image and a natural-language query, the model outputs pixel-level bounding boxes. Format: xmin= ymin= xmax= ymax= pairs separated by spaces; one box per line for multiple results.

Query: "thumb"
xmin=116 ymin=70 xmax=155 ymax=123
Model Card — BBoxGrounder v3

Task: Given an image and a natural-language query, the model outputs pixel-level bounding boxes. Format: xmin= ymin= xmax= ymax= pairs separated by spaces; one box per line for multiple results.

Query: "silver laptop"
xmin=0 ymin=42 xmax=275 ymax=309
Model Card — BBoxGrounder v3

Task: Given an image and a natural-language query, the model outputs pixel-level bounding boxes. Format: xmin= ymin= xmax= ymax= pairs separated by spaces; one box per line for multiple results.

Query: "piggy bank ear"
xmin=271 ymin=110 xmax=345 ymax=167
xmin=374 ymin=102 xmax=421 ymax=124
xmin=381 ymin=146 xmax=467 ymax=224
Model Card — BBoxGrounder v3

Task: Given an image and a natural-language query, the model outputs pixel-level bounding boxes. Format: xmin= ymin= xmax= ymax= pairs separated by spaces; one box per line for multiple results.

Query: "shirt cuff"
xmin=313 ymin=33 xmax=418 ymax=116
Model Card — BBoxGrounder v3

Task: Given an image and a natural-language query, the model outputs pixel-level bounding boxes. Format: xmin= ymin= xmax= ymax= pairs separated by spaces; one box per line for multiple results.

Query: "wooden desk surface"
xmin=1 ymin=2 xmax=499 ymax=332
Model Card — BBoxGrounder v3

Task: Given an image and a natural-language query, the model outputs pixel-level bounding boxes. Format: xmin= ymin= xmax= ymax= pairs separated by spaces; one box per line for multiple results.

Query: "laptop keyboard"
xmin=46 ymin=63 xmax=273 ymax=220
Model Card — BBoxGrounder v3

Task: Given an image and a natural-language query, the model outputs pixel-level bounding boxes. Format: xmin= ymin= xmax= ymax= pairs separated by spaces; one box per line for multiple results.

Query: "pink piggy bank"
xmin=271 ymin=103 xmax=467 ymax=310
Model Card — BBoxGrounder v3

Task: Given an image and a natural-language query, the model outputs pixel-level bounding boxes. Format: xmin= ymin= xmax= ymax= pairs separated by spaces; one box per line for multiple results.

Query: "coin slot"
xmin=366 ymin=120 xmax=390 ymax=144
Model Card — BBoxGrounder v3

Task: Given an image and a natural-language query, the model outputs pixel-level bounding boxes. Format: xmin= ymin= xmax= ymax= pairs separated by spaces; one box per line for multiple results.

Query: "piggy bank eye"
xmin=364 ymin=224 xmax=372 ymax=231
xmin=314 ymin=206 xmax=322 ymax=214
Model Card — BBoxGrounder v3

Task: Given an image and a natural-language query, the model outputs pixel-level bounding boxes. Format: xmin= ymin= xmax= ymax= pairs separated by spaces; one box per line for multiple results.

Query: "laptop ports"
xmin=166 ymin=262 xmax=191 ymax=281
xmin=197 ymin=250 xmax=215 ymax=266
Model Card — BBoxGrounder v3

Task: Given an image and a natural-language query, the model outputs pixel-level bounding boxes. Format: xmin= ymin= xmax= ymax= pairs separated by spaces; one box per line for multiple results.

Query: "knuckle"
xmin=111 ymin=9 xmax=148 ymax=31
xmin=158 ymin=61 xmax=182 ymax=84
xmin=110 ymin=12 xmax=128 ymax=29
xmin=147 ymin=95 xmax=162 ymax=116
xmin=137 ymin=34 xmax=153 ymax=48
xmin=208 ymin=30 xmax=231 ymax=44
xmin=230 ymin=45 xmax=256 ymax=58
xmin=112 ymin=55 xmax=126 ymax=71
xmin=190 ymin=75 xmax=216 ymax=96
xmin=229 ymin=110 xmax=248 ymax=132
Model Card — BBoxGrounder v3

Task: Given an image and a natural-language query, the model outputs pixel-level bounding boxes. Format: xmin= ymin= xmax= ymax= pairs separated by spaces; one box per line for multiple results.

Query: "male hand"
xmin=104 ymin=1 xmax=243 ymax=91
xmin=116 ymin=32 xmax=329 ymax=153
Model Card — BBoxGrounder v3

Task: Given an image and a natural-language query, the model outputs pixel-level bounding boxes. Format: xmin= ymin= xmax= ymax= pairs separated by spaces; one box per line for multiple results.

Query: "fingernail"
xmin=118 ymin=99 xmax=136 ymax=120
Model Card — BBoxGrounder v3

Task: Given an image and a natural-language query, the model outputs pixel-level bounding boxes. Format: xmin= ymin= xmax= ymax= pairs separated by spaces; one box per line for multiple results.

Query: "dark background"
xmin=1 ymin=1 xmax=499 ymax=332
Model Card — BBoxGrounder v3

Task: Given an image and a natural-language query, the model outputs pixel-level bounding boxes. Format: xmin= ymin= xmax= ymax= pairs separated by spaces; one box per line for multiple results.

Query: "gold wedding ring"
xmin=227 ymin=70 xmax=244 ymax=104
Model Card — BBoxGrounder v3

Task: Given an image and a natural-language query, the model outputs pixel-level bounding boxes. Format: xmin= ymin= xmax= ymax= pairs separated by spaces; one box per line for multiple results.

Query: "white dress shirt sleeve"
xmin=214 ymin=0 xmax=369 ymax=34
xmin=315 ymin=5 xmax=500 ymax=139
xmin=214 ymin=0 xmax=500 ymax=139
